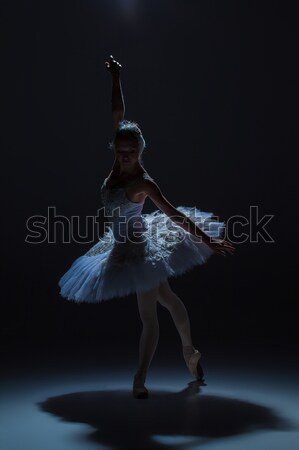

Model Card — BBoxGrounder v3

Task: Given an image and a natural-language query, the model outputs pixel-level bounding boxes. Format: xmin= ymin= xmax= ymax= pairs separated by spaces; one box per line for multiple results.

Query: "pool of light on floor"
xmin=0 ymin=367 xmax=298 ymax=450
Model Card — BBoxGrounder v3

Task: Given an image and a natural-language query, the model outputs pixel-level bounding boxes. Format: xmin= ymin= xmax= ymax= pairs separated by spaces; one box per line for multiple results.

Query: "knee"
xmin=136 ymin=288 xmax=159 ymax=324
xmin=157 ymin=280 xmax=176 ymax=309
xmin=139 ymin=310 xmax=159 ymax=325
xmin=157 ymin=293 xmax=170 ymax=309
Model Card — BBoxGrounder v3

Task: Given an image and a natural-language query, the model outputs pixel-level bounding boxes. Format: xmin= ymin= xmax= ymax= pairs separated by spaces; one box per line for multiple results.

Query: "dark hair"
xmin=108 ymin=120 xmax=146 ymax=154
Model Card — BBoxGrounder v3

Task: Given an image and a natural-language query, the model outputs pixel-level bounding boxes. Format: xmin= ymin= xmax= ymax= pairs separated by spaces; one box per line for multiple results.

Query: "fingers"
xmin=213 ymin=246 xmax=226 ymax=256
xmin=105 ymin=55 xmax=114 ymax=66
xmin=105 ymin=55 xmax=122 ymax=72
xmin=222 ymin=240 xmax=235 ymax=249
xmin=227 ymin=243 xmax=236 ymax=253
xmin=226 ymin=247 xmax=235 ymax=255
xmin=213 ymin=243 xmax=236 ymax=256
xmin=219 ymin=240 xmax=236 ymax=254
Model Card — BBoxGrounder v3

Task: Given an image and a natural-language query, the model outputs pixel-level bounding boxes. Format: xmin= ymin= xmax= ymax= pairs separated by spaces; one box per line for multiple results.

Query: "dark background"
xmin=1 ymin=0 xmax=297 ymax=351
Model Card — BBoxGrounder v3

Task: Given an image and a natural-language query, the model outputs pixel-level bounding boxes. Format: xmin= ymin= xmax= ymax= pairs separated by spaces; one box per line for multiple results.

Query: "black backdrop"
xmin=2 ymin=0 xmax=298 ymax=346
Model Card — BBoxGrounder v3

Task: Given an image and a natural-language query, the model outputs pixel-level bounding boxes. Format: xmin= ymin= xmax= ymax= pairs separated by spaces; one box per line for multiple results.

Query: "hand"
xmin=105 ymin=55 xmax=122 ymax=75
xmin=205 ymin=238 xmax=236 ymax=256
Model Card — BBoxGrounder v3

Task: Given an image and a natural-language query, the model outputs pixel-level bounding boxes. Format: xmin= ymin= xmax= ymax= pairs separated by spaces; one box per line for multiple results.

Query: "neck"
xmin=119 ymin=167 xmax=141 ymax=176
xmin=113 ymin=160 xmax=144 ymax=176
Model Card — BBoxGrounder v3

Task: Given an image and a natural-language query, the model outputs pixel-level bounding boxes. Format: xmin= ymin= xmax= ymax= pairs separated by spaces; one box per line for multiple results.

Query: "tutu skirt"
xmin=58 ymin=206 xmax=225 ymax=302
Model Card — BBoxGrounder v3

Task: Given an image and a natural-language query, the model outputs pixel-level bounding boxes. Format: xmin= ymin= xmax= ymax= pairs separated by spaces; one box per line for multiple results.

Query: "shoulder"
xmin=129 ymin=170 xmax=155 ymax=188
xmin=138 ymin=171 xmax=155 ymax=188
xmin=141 ymin=171 xmax=154 ymax=183
xmin=139 ymin=172 xmax=163 ymax=197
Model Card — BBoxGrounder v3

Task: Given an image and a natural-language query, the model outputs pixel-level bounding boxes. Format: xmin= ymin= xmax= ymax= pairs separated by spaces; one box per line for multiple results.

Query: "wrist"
xmin=111 ymin=72 xmax=121 ymax=81
xmin=201 ymin=234 xmax=211 ymax=245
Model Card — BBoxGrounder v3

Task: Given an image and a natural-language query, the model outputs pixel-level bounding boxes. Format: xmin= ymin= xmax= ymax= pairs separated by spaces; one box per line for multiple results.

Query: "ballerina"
xmin=58 ymin=55 xmax=235 ymax=399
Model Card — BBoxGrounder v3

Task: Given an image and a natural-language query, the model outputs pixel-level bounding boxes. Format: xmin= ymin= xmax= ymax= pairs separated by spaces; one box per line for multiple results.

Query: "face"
xmin=115 ymin=135 xmax=140 ymax=167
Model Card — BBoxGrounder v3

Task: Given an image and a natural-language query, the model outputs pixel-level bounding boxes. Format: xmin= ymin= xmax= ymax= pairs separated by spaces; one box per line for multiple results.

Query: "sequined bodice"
xmin=100 ymin=171 xmax=154 ymax=242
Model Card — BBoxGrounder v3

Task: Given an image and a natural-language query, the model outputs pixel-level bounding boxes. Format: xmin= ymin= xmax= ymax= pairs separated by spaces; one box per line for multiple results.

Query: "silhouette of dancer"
xmin=58 ymin=55 xmax=235 ymax=398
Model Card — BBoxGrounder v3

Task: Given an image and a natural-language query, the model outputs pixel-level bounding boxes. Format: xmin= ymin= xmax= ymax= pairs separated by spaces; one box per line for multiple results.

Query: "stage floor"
xmin=1 ymin=335 xmax=298 ymax=450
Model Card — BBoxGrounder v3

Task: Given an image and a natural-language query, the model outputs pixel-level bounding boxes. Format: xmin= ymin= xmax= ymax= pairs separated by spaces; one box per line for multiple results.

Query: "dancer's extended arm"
xmin=105 ymin=55 xmax=125 ymax=132
xmin=141 ymin=180 xmax=235 ymax=256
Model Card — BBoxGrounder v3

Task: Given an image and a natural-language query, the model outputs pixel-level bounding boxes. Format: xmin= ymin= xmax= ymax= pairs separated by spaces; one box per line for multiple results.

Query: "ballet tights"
xmin=157 ymin=279 xmax=194 ymax=347
xmin=135 ymin=285 xmax=160 ymax=382
xmin=135 ymin=279 xmax=194 ymax=382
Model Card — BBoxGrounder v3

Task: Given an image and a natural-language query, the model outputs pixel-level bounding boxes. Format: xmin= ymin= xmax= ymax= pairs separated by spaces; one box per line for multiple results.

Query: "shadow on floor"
xmin=37 ymin=380 xmax=292 ymax=449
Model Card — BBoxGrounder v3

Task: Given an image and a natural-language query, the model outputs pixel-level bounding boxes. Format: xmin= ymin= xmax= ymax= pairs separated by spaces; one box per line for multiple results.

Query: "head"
xmin=108 ymin=120 xmax=146 ymax=170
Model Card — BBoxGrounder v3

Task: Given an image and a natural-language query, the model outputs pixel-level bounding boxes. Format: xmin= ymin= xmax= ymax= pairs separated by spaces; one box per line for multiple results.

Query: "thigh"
xmin=136 ymin=285 xmax=159 ymax=322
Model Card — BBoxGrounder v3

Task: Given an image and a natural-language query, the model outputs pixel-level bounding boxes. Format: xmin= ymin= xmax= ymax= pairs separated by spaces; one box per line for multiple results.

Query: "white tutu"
xmin=58 ymin=173 xmax=225 ymax=303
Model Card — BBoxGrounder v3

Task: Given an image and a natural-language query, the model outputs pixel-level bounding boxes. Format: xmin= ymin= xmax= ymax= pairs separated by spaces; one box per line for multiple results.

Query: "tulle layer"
xmin=58 ymin=206 xmax=225 ymax=303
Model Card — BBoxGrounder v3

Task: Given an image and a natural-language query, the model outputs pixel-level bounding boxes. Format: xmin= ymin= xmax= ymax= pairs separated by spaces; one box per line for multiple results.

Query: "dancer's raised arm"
xmin=105 ymin=55 xmax=125 ymax=132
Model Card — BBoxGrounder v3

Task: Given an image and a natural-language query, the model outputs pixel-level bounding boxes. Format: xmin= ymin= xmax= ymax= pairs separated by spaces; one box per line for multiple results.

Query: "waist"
xmin=110 ymin=216 xmax=147 ymax=243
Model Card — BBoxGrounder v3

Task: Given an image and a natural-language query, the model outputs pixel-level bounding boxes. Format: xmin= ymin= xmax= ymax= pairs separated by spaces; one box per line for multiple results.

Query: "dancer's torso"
xmin=100 ymin=171 xmax=154 ymax=242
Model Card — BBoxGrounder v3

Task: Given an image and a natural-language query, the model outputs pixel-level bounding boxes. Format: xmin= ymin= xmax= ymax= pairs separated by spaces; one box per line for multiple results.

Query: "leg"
xmin=157 ymin=278 xmax=204 ymax=380
xmin=157 ymin=278 xmax=193 ymax=346
xmin=135 ymin=284 xmax=160 ymax=382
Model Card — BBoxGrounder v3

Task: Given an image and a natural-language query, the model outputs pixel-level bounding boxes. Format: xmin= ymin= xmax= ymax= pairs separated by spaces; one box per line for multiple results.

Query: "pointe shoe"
xmin=183 ymin=345 xmax=205 ymax=381
xmin=133 ymin=374 xmax=149 ymax=399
